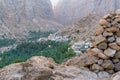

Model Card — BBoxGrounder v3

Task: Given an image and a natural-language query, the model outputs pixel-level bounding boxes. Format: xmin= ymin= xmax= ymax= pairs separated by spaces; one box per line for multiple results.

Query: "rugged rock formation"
xmin=0 ymin=56 xmax=111 ymax=80
xmin=0 ymin=56 xmax=55 ymax=80
xmin=55 ymin=0 xmax=120 ymax=24
xmin=0 ymin=0 xmax=62 ymax=39
xmin=64 ymin=10 xmax=120 ymax=74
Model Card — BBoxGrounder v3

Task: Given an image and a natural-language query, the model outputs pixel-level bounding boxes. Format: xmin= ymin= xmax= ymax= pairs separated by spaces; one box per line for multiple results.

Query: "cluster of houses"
xmin=71 ymin=41 xmax=90 ymax=54
xmin=38 ymin=33 xmax=91 ymax=54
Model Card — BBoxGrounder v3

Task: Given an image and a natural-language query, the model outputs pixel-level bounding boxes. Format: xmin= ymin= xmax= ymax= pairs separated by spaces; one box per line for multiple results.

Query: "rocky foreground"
xmin=0 ymin=56 xmax=119 ymax=80
xmin=0 ymin=56 xmax=111 ymax=80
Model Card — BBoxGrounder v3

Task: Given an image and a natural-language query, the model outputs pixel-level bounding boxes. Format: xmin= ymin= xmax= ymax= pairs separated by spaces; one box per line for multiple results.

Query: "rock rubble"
xmin=86 ymin=10 xmax=120 ymax=74
xmin=64 ymin=10 xmax=120 ymax=74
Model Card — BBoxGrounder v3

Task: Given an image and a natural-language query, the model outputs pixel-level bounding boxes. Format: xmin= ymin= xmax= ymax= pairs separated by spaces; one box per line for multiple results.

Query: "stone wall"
xmin=86 ymin=9 xmax=120 ymax=74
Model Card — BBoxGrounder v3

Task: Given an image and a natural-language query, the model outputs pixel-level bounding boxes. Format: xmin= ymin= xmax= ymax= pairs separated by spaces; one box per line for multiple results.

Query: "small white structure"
xmin=48 ymin=34 xmax=71 ymax=42
xmin=0 ymin=44 xmax=17 ymax=53
xmin=72 ymin=41 xmax=90 ymax=54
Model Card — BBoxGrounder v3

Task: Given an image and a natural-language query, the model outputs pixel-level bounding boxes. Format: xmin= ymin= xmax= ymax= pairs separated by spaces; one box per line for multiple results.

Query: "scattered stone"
xmin=97 ymin=52 xmax=109 ymax=59
xmin=103 ymin=31 xmax=113 ymax=37
xmin=91 ymin=64 xmax=104 ymax=71
xmin=107 ymin=36 xmax=116 ymax=43
xmin=95 ymin=27 xmax=104 ymax=36
xmin=97 ymin=59 xmax=103 ymax=65
xmin=97 ymin=42 xmax=108 ymax=50
xmin=94 ymin=35 xmax=106 ymax=45
xmin=115 ymin=62 xmax=120 ymax=71
xmin=106 ymin=27 xmax=119 ymax=33
xmin=116 ymin=37 xmax=120 ymax=46
xmin=114 ymin=18 xmax=120 ymax=23
xmin=102 ymin=60 xmax=114 ymax=70
xmin=99 ymin=19 xmax=108 ymax=26
xmin=90 ymin=42 xmax=96 ymax=48
xmin=106 ymin=70 xmax=115 ymax=74
xmin=98 ymin=71 xmax=110 ymax=80
xmin=114 ymin=51 xmax=120 ymax=59
xmin=64 ymin=53 xmax=98 ymax=67
xmin=112 ymin=59 xmax=119 ymax=64
xmin=116 ymin=32 xmax=120 ymax=37
xmin=103 ymin=14 xmax=111 ymax=19
xmin=104 ymin=48 xmax=116 ymax=57
xmin=87 ymin=48 xmax=102 ymax=56
xmin=111 ymin=20 xmax=119 ymax=27
xmin=109 ymin=43 xmax=120 ymax=50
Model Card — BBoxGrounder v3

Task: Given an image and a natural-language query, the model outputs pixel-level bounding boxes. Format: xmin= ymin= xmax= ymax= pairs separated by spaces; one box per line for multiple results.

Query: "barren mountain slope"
xmin=0 ymin=0 xmax=62 ymax=39
xmin=55 ymin=0 xmax=120 ymax=24
xmin=55 ymin=14 xmax=100 ymax=42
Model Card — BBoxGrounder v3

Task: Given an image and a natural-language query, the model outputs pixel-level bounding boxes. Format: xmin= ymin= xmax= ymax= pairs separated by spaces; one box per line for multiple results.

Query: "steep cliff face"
xmin=0 ymin=0 xmax=62 ymax=39
xmin=54 ymin=0 xmax=120 ymax=24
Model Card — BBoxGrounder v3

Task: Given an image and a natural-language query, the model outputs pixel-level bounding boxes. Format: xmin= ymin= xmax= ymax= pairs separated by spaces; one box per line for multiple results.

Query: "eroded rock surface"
xmin=0 ymin=56 xmax=111 ymax=80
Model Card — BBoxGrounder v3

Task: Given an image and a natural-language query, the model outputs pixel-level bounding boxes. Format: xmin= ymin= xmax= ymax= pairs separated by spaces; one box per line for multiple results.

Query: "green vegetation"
xmin=27 ymin=31 xmax=53 ymax=41
xmin=0 ymin=38 xmax=16 ymax=47
xmin=0 ymin=41 xmax=76 ymax=68
xmin=76 ymin=30 xmax=80 ymax=34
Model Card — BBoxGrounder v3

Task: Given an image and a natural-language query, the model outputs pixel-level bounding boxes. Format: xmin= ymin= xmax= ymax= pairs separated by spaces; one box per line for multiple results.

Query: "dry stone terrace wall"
xmin=64 ymin=9 xmax=120 ymax=75
xmin=86 ymin=9 xmax=120 ymax=74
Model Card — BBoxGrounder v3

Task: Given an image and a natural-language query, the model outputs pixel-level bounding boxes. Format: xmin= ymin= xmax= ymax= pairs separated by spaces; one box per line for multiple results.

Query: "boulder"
xmin=104 ymin=48 xmax=116 ymax=57
xmin=97 ymin=51 xmax=109 ymax=59
xmin=102 ymin=60 xmax=114 ymax=70
xmin=114 ymin=18 xmax=120 ymax=23
xmin=107 ymin=70 xmax=115 ymax=74
xmin=87 ymin=48 xmax=102 ymax=56
xmin=107 ymin=36 xmax=116 ymax=43
xmin=103 ymin=31 xmax=113 ymax=37
xmin=99 ymin=19 xmax=108 ymax=26
xmin=53 ymin=66 xmax=98 ymax=80
xmin=97 ymin=42 xmax=108 ymax=50
xmin=95 ymin=27 xmax=104 ymax=36
xmin=0 ymin=56 xmax=54 ymax=80
xmin=109 ymin=43 xmax=120 ymax=50
xmin=110 ymin=71 xmax=120 ymax=80
xmin=91 ymin=64 xmax=104 ymax=71
xmin=98 ymin=71 xmax=110 ymax=80
xmin=97 ymin=59 xmax=103 ymax=65
xmin=114 ymin=62 xmax=120 ymax=71
xmin=0 ymin=56 xmax=110 ymax=80
xmin=64 ymin=53 xmax=98 ymax=67
xmin=105 ymin=27 xmax=119 ymax=33
xmin=116 ymin=37 xmax=120 ymax=46
xmin=103 ymin=14 xmax=111 ymax=19
xmin=94 ymin=35 xmax=106 ymax=45
xmin=112 ymin=59 xmax=119 ymax=64
xmin=114 ymin=51 xmax=120 ymax=59
xmin=116 ymin=32 xmax=120 ymax=37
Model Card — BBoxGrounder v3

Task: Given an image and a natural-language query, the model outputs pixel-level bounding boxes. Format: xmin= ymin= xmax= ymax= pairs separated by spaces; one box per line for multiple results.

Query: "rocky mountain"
xmin=54 ymin=14 xmax=100 ymax=43
xmin=54 ymin=0 xmax=120 ymax=24
xmin=0 ymin=0 xmax=62 ymax=39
